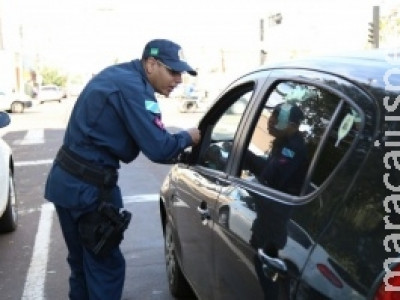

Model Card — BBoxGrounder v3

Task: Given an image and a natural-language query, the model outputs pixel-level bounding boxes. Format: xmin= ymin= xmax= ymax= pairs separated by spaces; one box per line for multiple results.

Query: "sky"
xmin=14 ymin=0 xmax=266 ymax=73
xmin=3 ymin=0 xmax=400 ymax=76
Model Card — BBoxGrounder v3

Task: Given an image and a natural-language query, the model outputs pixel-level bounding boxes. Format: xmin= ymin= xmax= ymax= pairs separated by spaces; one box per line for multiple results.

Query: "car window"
xmin=199 ymin=85 xmax=254 ymax=172
xmin=309 ymin=102 xmax=361 ymax=188
xmin=240 ymin=81 xmax=362 ymax=196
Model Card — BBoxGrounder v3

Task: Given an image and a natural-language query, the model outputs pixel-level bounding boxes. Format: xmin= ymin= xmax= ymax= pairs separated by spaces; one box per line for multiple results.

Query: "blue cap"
xmin=273 ymin=103 xmax=304 ymax=130
xmin=142 ymin=39 xmax=197 ymax=76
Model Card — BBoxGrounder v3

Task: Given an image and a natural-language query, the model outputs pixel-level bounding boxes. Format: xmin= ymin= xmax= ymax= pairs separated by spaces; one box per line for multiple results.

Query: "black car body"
xmin=159 ymin=49 xmax=400 ymax=300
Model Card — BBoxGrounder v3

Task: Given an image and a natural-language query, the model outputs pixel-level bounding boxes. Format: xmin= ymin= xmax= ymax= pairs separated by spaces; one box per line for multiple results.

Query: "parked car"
xmin=0 ymin=90 xmax=32 ymax=113
xmin=36 ymin=84 xmax=64 ymax=103
xmin=169 ymin=84 xmax=208 ymax=113
xmin=0 ymin=112 xmax=17 ymax=232
xmin=159 ymin=49 xmax=400 ymax=299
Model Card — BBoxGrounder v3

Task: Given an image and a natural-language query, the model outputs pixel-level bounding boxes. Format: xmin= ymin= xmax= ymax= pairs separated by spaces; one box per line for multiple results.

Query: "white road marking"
xmin=22 ymin=202 xmax=54 ymax=300
xmin=123 ymin=194 xmax=158 ymax=203
xmin=16 ymin=129 xmax=45 ymax=145
xmin=15 ymin=159 xmax=54 ymax=167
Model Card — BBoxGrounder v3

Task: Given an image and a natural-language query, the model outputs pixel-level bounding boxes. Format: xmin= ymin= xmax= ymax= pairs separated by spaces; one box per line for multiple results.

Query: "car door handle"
xmin=258 ymin=248 xmax=287 ymax=282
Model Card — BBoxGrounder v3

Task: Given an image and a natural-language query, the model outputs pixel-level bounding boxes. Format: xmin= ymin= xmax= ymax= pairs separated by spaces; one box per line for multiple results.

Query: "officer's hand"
xmin=187 ymin=128 xmax=201 ymax=145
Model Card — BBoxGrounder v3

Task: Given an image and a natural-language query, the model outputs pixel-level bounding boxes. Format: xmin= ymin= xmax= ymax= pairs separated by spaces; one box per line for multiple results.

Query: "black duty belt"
xmin=55 ymin=145 xmax=118 ymax=187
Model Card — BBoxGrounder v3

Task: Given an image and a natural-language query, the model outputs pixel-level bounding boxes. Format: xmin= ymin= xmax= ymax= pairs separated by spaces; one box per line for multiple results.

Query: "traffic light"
xmin=368 ymin=22 xmax=376 ymax=45
xmin=368 ymin=6 xmax=379 ymax=48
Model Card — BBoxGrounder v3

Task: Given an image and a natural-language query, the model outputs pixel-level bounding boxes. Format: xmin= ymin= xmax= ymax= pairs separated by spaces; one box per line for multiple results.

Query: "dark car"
xmin=159 ymin=49 xmax=400 ymax=299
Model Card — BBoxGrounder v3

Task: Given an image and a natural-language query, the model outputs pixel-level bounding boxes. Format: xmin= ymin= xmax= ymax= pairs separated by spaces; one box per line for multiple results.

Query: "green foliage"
xmin=39 ymin=66 xmax=67 ymax=87
xmin=68 ymin=74 xmax=84 ymax=85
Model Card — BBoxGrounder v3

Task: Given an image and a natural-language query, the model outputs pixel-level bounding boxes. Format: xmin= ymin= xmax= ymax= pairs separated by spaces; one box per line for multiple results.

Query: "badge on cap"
xmin=150 ymin=48 xmax=159 ymax=56
xmin=178 ymin=49 xmax=186 ymax=62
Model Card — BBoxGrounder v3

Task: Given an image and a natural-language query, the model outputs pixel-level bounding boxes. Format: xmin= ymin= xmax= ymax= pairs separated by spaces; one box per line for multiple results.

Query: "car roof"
xmin=254 ymin=49 xmax=400 ymax=93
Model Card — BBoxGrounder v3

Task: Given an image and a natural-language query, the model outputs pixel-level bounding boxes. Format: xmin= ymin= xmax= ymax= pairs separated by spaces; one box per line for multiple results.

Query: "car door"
xmin=172 ymin=80 xmax=260 ymax=299
xmin=211 ymin=70 xmax=376 ymax=300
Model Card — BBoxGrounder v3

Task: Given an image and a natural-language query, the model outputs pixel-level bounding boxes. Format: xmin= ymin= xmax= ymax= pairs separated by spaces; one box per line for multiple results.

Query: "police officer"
xmin=44 ymin=39 xmax=201 ymax=300
xmin=245 ymin=103 xmax=308 ymax=195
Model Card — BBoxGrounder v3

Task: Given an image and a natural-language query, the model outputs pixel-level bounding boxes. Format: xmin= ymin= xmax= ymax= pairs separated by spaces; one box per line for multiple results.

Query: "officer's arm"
xmin=244 ymin=150 xmax=267 ymax=178
xmin=118 ymin=94 xmax=194 ymax=163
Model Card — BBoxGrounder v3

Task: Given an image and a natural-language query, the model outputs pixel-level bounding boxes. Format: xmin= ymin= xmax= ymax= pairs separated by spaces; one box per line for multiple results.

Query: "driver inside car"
xmin=244 ymin=103 xmax=308 ymax=195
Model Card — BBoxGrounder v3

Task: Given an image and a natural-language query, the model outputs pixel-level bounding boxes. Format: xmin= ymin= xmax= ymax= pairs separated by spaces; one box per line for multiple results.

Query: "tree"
xmin=379 ymin=4 xmax=400 ymax=47
xmin=39 ymin=66 xmax=67 ymax=87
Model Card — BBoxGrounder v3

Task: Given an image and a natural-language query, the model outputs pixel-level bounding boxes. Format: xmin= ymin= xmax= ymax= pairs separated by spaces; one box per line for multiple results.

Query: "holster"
xmin=55 ymin=145 xmax=132 ymax=257
xmin=78 ymin=202 xmax=131 ymax=257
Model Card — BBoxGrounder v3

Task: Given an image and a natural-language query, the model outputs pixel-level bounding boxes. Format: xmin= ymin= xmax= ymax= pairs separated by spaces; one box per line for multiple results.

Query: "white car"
xmin=0 ymin=112 xmax=17 ymax=232
xmin=36 ymin=84 xmax=64 ymax=103
xmin=0 ymin=90 xmax=33 ymax=113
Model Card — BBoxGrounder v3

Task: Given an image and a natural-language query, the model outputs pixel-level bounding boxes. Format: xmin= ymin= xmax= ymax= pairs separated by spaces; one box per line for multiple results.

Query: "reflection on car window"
xmin=311 ymin=103 xmax=361 ymax=187
xmin=200 ymin=88 xmax=253 ymax=171
xmin=240 ymin=81 xmax=362 ymax=196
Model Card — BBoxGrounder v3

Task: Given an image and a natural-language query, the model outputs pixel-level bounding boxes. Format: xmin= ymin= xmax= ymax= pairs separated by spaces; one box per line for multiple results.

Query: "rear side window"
xmin=240 ymin=81 xmax=362 ymax=196
xmin=309 ymin=101 xmax=361 ymax=187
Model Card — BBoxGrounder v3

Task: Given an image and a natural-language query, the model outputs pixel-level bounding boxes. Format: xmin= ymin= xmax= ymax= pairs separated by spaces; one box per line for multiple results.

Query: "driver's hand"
xmin=187 ymin=128 xmax=201 ymax=145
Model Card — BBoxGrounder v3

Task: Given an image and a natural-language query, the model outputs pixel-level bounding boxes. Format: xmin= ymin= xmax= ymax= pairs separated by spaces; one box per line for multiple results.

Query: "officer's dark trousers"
xmin=55 ymin=204 xmax=125 ymax=300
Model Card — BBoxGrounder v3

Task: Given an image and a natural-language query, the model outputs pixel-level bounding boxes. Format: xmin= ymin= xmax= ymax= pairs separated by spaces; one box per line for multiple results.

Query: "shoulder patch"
xmin=281 ymin=147 xmax=295 ymax=158
xmin=145 ymin=100 xmax=161 ymax=114
xmin=154 ymin=116 xmax=165 ymax=130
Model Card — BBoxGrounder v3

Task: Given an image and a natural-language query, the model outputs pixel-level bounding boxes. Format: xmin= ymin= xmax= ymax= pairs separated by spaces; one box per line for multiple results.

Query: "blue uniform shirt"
xmin=45 ymin=59 xmax=192 ymax=211
xmin=245 ymin=131 xmax=308 ymax=195
xmin=259 ymin=132 xmax=308 ymax=195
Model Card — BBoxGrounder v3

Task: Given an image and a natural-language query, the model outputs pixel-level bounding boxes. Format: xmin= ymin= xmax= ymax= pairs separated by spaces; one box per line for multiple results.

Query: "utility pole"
xmin=260 ymin=18 xmax=265 ymax=65
xmin=0 ymin=13 xmax=3 ymax=50
xmin=260 ymin=18 xmax=264 ymax=42
xmin=368 ymin=6 xmax=379 ymax=48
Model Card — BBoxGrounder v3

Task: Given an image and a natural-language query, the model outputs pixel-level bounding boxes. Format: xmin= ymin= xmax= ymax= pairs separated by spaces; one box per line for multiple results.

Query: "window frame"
xmin=191 ymin=77 xmax=267 ymax=175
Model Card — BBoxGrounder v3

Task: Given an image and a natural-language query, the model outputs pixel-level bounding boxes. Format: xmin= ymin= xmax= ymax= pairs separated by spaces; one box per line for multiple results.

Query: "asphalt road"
xmin=0 ymin=97 xmax=202 ymax=300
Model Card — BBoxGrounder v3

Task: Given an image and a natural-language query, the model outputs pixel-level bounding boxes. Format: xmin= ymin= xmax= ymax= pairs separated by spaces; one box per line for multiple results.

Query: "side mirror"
xmin=0 ymin=111 xmax=10 ymax=128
